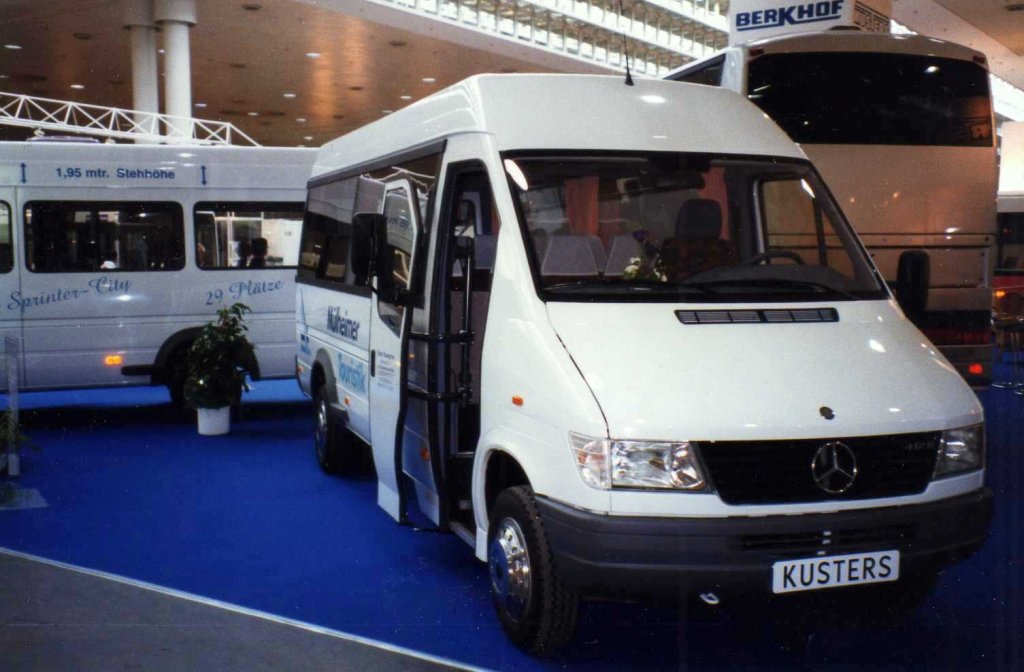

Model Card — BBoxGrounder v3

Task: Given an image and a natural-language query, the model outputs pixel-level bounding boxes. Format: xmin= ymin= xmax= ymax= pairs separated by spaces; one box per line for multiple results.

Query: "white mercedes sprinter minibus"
xmin=295 ymin=75 xmax=992 ymax=652
xmin=0 ymin=141 xmax=314 ymax=404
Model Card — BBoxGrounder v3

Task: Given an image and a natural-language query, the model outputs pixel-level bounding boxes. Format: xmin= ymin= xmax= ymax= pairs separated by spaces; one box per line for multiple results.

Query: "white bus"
xmin=0 ymin=140 xmax=314 ymax=404
xmin=667 ymin=30 xmax=998 ymax=384
xmin=296 ymin=74 xmax=991 ymax=652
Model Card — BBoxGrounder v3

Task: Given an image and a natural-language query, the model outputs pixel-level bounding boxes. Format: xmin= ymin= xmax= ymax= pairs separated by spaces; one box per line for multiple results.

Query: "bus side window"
xmin=671 ymin=55 xmax=725 ymax=87
xmin=300 ymin=176 xmax=361 ymax=286
xmin=0 ymin=202 xmax=12 ymax=273
xmin=194 ymin=202 xmax=304 ymax=270
xmin=23 ymin=201 xmax=184 ymax=273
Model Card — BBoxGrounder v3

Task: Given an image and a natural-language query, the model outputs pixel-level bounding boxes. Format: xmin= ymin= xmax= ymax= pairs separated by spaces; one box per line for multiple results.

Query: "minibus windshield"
xmin=503 ymin=152 xmax=887 ymax=303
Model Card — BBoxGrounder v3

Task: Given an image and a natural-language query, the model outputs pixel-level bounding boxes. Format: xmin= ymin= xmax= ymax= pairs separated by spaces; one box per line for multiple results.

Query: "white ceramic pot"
xmin=197 ymin=406 xmax=231 ymax=436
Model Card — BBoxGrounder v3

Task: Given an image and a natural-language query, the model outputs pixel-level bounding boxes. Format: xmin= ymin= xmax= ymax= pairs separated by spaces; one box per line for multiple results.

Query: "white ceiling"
xmin=0 ymin=0 xmax=1021 ymax=146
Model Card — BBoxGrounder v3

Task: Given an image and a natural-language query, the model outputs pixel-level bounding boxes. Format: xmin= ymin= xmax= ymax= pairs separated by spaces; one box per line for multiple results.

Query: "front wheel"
xmin=313 ymin=383 xmax=360 ymax=475
xmin=488 ymin=486 xmax=579 ymax=654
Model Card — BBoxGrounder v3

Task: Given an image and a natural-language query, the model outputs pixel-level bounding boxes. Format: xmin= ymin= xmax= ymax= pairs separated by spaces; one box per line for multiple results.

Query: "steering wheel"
xmin=744 ymin=249 xmax=805 ymax=266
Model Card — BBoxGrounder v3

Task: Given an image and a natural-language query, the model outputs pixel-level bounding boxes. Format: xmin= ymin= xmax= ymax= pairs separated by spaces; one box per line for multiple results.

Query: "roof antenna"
xmin=617 ymin=0 xmax=635 ymax=86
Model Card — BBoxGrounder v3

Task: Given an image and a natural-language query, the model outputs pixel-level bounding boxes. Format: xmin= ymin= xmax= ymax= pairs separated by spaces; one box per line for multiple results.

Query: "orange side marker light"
xmin=104 ymin=354 xmax=123 ymax=366
xmin=512 ymin=395 xmax=524 ymax=407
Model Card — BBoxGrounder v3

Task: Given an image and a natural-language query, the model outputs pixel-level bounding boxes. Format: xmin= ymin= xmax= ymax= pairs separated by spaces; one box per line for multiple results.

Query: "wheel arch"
xmin=152 ymin=327 xmax=203 ymax=384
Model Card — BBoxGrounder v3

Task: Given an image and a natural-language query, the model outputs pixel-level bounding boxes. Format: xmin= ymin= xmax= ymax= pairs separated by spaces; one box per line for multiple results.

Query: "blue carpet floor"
xmin=0 ymin=373 xmax=1021 ymax=671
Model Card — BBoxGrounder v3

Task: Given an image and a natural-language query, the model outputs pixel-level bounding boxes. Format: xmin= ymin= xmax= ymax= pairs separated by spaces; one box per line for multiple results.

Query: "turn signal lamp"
xmin=104 ymin=354 xmax=123 ymax=366
xmin=995 ymin=290 xmax=1007 ymax=299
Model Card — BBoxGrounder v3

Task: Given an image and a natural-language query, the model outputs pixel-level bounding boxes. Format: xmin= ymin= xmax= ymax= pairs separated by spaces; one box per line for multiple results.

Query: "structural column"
xmin=123 ymin=0 xmax=159 ymax=141
xmin=155 ymin=0 xmax=196 ymax=139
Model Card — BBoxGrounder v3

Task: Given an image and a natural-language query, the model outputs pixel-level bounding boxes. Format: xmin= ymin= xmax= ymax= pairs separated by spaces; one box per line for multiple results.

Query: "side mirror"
xmin=896 ymin=250 xmax=930 ymax=319
xmin=351 ymin=213 xmax=382 ymax=287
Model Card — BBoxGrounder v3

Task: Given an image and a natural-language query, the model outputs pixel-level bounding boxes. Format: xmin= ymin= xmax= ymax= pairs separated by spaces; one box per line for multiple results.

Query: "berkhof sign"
xmin=735 ymin=1 xmax=846 ymax=32
xmin=726 ymin=0 xmax=890 ymax=44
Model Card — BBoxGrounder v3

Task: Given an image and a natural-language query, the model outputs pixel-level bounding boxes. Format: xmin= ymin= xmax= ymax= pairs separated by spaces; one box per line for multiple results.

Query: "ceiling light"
xmin=400 ymin=95 xmax=412 ymax=101
xmin=5 ymin=44 xmax=22 ymax=50
xmin=305 ymin=52 xmax=321 ymax=59
xmin=247 ymin=111 xmax=259 ymax=116
xmin=70 ymin=84 xmax=85 ymax=90
xmin=296 ymin=117 xmax=307 ymax=123
xmin=382 ymin=109 xmax=393 ymax=114
xmin=283 ymin=92 xmax=297 ymax=98
xmin=422 ymin=77 xmax=436 ymax=84
xmin=303 ymin=135 xmax=314 ymax=141
xmin=0 ymin=75 xmax=9 ymax=80
xmin=158 ymin=48 xmax=165 ymax=54
xmin=194 ymin=102 xmax=207 ymax=108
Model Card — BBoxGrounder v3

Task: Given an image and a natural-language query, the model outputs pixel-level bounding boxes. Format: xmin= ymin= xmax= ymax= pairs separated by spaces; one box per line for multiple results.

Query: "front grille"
xmin=700 ymin=432 xmax=940 ymax=505
xmin=737 ymin=524 xmax=916 ymax=558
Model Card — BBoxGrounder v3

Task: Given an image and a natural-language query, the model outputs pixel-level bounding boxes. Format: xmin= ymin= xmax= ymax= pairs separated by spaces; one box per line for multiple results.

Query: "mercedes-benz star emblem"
xmin=811 ymin=442 xmax=858 ymax=494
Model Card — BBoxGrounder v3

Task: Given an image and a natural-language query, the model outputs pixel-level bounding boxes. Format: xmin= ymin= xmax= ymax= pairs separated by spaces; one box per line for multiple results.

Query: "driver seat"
xmin=662 ymin=199 xmax=736 ymax=279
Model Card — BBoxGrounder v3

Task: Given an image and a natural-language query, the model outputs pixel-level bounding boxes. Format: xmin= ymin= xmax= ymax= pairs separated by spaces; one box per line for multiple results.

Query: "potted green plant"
xmin=184 ymin=303 xmax=259 ymax=435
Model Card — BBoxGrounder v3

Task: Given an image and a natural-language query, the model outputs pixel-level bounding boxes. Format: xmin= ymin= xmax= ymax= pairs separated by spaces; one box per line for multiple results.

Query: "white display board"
xmin=729 ymin=0 xmax=891 ymax=45
xmin=999 ymin=121 xmax=1024 ymax=198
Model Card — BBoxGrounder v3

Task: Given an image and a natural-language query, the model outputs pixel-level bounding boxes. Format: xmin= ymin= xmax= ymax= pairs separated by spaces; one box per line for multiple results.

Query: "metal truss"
xmin=382 ymin=0 xmax=730 ymax=76
xmin=0 ymin=91 xmax=261 ymax=146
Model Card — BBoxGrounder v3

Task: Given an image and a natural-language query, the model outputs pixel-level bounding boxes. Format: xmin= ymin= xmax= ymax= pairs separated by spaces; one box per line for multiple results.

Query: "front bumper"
xmin=537 ymin=488 xmax=993 ymax=599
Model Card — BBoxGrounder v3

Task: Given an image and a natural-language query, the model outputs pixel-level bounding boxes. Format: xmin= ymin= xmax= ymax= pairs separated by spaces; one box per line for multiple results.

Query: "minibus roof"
xmin=312 ymin=74 xmax=804 ymax=177
xmin=742 ymin=31 xmax=985 ymax=62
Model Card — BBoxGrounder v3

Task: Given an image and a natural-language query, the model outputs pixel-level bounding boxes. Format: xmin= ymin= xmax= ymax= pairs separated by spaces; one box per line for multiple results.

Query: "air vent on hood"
xmin=675 ymin=308 xmax=838 ymax=325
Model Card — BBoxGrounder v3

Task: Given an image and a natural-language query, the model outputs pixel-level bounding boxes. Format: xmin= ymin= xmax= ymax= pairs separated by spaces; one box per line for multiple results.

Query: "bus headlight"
xmin=933 ymin=424 xmax=984 ymax=478
xmin=569 ymin=434 xmax=706 ymax=491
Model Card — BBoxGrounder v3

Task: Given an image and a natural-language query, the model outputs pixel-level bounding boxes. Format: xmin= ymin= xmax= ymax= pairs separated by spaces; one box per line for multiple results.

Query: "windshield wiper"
xmin=683 ymin=278 xmax=860 ymax=300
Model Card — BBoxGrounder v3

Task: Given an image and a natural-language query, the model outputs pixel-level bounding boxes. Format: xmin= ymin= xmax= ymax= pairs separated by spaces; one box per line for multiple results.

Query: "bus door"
xmin=0 ymin=188 xmax=20 ymax=390
xmin=368 ymin=179 xmax=424 ymax=522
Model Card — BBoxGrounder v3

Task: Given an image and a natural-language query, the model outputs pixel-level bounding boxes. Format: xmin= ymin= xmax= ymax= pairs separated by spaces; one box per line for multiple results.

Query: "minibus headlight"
xmin=569 ymin=434 xmax=706 ymax=491
xmin=933 ymin=424 xmax=984 ymax=478
xmin=611 ymin=440 xmax=706 ymax=490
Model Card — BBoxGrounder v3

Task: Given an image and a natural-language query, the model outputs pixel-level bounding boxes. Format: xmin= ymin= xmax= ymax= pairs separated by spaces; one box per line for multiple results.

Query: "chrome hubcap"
xmin=489 ymin=517 xmax=532 ymax=622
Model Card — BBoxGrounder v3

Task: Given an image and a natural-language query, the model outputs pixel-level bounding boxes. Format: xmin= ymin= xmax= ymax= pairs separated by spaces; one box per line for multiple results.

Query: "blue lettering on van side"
xmin=327 ymin=306 xmax=360 ymax=341
xmin=229 ymin=279 xmax=284 ymax=300
xmin=337 ymin=353 xmax=367 ymax=394
xmin=735 ymin=0 xmax=844 ymax=30
xmin=6 ymin=275 xmax=134 ymax=313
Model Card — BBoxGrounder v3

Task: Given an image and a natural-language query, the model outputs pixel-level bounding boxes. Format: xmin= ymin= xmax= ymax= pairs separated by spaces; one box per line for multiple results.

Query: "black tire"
xmin=313 ymin=383 xmax=360 ymax=475
xmin=487 ymin=485 xmax=579 ymax=654
xmin=165 ymin=344 xmax=191 ymax=414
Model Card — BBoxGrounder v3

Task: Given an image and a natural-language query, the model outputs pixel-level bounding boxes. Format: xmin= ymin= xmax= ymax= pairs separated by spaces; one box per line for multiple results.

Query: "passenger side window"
xmin=383 ymin=184 xmax=416 ymax=291
xmin=194 ymin=202 xmax=303 ymax=269
xmin=24 ymin=201 xmax=184 ymax=272
xmin=300 ymin=175 xmax=383 ymax=287
xmin=0 ymin=202 xmax=12 ymax=274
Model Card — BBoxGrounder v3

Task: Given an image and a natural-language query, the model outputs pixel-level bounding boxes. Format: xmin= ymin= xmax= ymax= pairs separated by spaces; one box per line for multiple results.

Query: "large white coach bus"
xmin=666 ymin=31 xmax=998 ymax=384
xmin=296 ymin=74 xmax=991 ymax=652
xmin=0 ymin=140 xmax=314 ymax=403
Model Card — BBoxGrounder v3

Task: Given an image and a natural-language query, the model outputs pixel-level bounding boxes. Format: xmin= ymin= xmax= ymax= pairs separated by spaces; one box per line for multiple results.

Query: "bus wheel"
xmin=488 ymin=485 xmax=578 ymax=654
xmin=165 ymin=345 xmax=191 ymax=413
xmin=313 ymin=383 xmax=359 ymax=475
